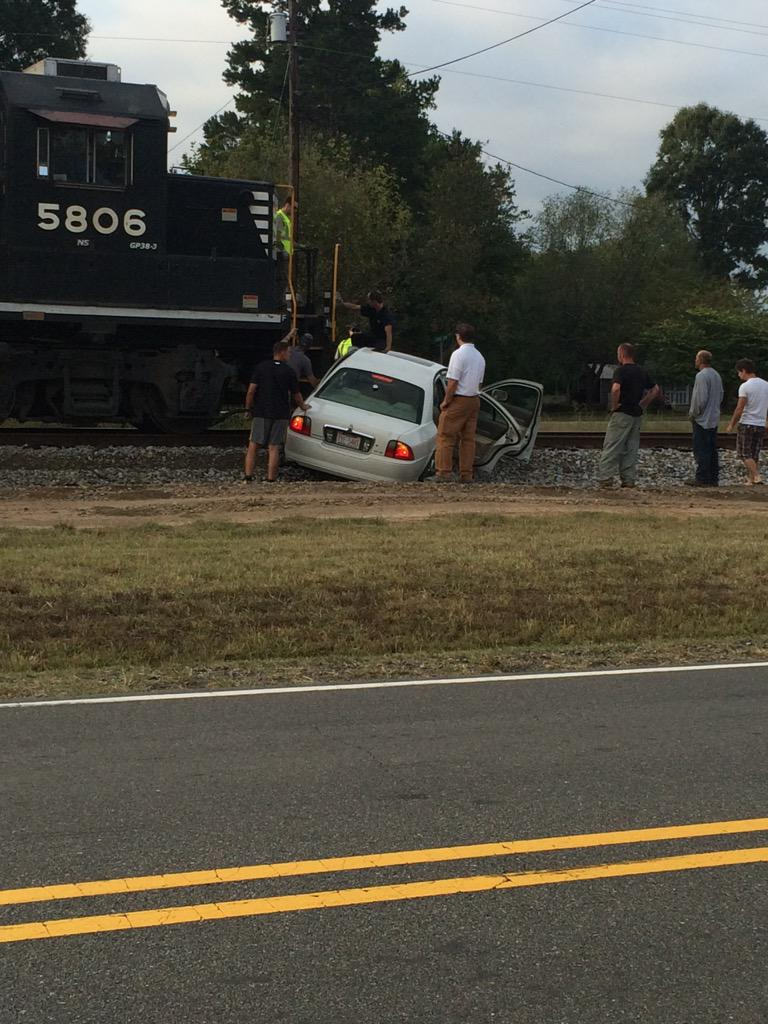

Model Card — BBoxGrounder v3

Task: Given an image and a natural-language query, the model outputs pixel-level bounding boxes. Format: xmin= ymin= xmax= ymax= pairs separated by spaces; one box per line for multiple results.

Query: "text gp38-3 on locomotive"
xmin=0 ymin=57 xmax=322 ymax=432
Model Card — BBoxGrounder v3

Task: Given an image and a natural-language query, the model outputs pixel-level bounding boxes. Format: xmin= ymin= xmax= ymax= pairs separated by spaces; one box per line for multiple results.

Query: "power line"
xmin=427 ymin=0 xmax=768 ymax=61
xmin=553 ymin=0 xmax=768 ymax=33
xmin=548 ymin=0 xmax=768 ymax=37
xmin=405 ymin=0 xmax=599 ymax=77
xmin=296 ymin=41 xmax=768 ymax=126
xmin=441 ymin=66 xmax=768 ymax=124
xmin=167 ymin=97 xmax=235 ymax=155
xmin=435 ymin=127 xmax=634 ymax=206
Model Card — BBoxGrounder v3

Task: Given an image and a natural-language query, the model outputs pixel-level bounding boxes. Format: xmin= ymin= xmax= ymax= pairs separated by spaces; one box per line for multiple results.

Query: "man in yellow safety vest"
xmin=335 ymin=324 xmax=362 ymax=361
xmin=274 ymin=196 xmax=295 ymax=255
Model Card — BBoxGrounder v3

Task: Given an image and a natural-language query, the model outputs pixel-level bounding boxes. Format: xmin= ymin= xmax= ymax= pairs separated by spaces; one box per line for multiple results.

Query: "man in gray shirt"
xmin=286 ymin=332 xmax=319 ymax=397
xmin=688 ymin=349 xmax=723 ymax=486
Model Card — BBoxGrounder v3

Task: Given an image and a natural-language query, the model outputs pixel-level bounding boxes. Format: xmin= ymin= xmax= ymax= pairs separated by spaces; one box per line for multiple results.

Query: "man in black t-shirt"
xmin=598 ymin=343 xmax=660 ymax=488
xmin=243 ymin=339 xmax=309 ymax=483
xmin=340 ymin=289 xmax=394 ymax=352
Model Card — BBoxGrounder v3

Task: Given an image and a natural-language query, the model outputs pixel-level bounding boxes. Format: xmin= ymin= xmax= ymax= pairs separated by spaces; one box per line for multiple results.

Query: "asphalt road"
xmin=3 ymin=664 xmax=768 ymax=1023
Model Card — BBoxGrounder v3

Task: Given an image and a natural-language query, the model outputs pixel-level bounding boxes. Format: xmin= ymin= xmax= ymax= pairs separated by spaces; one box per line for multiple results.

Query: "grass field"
xmin=2 ymin=512 xmax=767 ymax=700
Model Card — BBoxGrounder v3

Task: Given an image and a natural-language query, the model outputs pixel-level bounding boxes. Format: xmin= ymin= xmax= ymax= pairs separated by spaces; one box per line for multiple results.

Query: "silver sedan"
xmin=285 ymin=348 xmax=543 ymax=483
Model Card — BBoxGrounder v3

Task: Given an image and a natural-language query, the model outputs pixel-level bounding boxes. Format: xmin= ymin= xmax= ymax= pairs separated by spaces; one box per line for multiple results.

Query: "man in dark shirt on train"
xmin=598 ymin=343 xmax=660 ymax=488
xmin=243 ymin=339 xmax=309 ymax=483
xmin=340 ymin=290 xmax=394 ymax=352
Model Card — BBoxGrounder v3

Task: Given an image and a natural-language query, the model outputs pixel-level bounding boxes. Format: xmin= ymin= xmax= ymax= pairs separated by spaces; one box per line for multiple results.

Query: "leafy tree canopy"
xmin=0 ymin=0 xmax=89 ymax=71
xmin=642 ymin=303 xmax=768 ymax=387
xmin=645 ymin=104 xmax=768 ymax=288
xmin=198 ymin=0 xmax=438 ymax=191
xmin=397 ymin=132 xmax=528 ymax=374
xmin=192 ymin=124 xmax=411 ymax=299
xmin=509 ymin=191 xmax=718 ymax=394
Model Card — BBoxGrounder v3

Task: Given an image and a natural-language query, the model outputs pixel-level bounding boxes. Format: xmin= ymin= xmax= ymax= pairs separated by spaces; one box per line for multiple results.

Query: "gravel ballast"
xmin=0 ymin=443 xmax=752 ymax=489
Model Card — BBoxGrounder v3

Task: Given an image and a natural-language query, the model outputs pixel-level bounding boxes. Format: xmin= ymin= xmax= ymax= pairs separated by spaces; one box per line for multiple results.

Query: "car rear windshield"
xmin=316 ymin=367 xmax=424 ymax=424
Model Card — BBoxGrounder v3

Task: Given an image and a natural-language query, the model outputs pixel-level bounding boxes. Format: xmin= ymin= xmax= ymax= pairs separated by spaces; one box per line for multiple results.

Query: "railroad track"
xmin=0 ymin=428 xmax=734 ymax=449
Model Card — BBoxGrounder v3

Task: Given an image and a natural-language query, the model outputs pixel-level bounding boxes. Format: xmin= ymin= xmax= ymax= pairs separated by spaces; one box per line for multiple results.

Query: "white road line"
xmin=1 ymin=661 xmax=767 ymax=711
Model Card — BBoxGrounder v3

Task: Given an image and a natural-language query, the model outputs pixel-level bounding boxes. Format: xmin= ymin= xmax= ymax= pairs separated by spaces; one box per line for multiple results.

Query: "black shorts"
xmin=250 ymin=417 xmax=288 ymax=446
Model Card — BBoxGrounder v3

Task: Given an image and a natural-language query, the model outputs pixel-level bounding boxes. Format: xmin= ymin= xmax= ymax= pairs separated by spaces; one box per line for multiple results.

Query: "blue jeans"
xmin=692 ymin=423 xmax=719 ymax=485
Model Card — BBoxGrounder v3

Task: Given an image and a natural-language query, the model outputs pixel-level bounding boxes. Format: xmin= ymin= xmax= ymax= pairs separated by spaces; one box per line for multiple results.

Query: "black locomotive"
xmin=0 ymin=57 xmax=322 ymax=431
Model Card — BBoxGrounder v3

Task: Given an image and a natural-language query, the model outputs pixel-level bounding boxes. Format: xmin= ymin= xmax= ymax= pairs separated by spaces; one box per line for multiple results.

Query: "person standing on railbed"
xmin=431 ymin=323 xmax=486 ymax=484
xmin=598 ymin=343 xmax=660 ymax=489
xmin=688 ymin=349 xmax=723 ymax=487
xmin=287 ymin=332 xmax=319 ymax=398
xmin=243 ymin=339 xmax=309 ymax=483
xmin=726 ymin=358 xmax=768 ymax=485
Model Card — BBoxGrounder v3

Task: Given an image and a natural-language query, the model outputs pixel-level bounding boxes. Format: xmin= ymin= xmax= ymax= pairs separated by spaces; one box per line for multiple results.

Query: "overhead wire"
xmin=434 ymin=129 xmax=634 ymax=207
xmin=550 ymin=0 xmax=768 ymax=33
xmin=167 ymin=96 xmax=235 ymax=155
xmin=405 ymin=0 xmax=599 ymax=77
xmin=426 ymin=0 xmax=768 ymax=60
xmin=271 ymin=53 xmax=290 ymax=142
xmin=295 ymin=41 xmax=768 ymax=125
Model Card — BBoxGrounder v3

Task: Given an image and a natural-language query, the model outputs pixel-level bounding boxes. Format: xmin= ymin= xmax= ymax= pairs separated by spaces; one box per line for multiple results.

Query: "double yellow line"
xmin=2 ymin=817 xmax=767 ymax=944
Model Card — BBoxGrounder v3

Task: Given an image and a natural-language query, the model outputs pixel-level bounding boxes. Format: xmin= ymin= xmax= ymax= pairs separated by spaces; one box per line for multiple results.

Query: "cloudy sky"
xmin=77 ymin=0 xmax=767 ymax=216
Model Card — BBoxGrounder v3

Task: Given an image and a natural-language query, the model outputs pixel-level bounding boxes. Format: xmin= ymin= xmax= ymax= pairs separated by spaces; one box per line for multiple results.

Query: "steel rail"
xmin=0 ymin=429 xmax=733 ymax=450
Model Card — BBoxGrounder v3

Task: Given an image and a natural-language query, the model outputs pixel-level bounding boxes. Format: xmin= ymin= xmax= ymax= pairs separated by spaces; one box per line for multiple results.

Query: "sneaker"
xmin=620 ymin=481 xmax=636 ymax=489
xmin=424 ymin=475 xmax=452 ymax=483
xmin=241 ymin=475 xmax=254 ymax=485
xmin=598 ymin=479 xmax=614 ymax=489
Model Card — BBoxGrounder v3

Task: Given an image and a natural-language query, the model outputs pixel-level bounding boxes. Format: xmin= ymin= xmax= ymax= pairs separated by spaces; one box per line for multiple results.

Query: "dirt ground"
xmin=1 ymin=480 xmax=767 ymax=529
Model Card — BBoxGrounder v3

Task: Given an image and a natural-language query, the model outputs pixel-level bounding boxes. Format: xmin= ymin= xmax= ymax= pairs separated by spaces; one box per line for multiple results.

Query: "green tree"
xmin=198 ymin=0 xmax=438 ymax=191
xmin=645 ymin=104 xmax=768 ymax=287
xmin=191 ymin=126 xmax=410 ymax=299
xmin=0 ymin=0 xmax=89 ymax=71
xmin=643 ymin=303 xmax=768 ymax=389
xmin=397 ymin=133 xmax=527 ymax=375
xmin=511 ymin=191 xmax=710 ymax=396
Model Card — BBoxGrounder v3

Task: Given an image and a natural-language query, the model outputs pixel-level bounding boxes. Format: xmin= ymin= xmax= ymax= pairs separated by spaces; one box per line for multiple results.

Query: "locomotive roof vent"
xmin=23 ymin=58 xmax=121 ymax=83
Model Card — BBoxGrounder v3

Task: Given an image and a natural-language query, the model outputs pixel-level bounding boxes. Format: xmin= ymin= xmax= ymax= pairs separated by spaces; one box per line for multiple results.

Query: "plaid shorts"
xmin=737 ymin=424 xmax=765 ymax=461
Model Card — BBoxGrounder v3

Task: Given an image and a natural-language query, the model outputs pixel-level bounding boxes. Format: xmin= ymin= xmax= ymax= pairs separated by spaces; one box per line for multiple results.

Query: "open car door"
xmin=474 ymin=379 xmax=544 ymax=471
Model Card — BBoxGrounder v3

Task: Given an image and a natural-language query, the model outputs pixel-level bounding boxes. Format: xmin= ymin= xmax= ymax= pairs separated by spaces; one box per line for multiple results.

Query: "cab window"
xmin=51 ymin=127 xmax=88 ymax=183
xmin=37 ymin=126 xmax=131 ymax=187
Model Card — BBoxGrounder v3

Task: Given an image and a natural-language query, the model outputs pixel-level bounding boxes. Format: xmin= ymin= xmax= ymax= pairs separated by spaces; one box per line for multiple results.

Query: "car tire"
xmin=419 ymin=451 xmax=436 ymax=481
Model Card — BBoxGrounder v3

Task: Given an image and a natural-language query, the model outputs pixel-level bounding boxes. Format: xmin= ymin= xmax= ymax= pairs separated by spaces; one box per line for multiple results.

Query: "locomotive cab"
xmin=0 ymin=58 xmax=315 ymax=432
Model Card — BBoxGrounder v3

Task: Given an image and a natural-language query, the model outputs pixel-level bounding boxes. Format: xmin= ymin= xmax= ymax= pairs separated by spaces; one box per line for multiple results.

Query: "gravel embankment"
xmin=0 ymin=443 xmax=750 ymax=489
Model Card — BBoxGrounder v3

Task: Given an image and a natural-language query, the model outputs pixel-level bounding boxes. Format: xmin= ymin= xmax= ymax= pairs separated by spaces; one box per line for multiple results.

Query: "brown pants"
xmin=435 ymin=396 xmax=480 ymax=481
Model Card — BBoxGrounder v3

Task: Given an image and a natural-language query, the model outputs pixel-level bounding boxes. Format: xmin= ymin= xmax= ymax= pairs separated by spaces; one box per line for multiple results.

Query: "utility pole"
xmin=287 ymin=0 xmax=300 ymax=244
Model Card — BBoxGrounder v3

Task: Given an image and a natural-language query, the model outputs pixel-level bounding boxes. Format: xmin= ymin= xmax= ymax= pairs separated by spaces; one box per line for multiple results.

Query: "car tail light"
xmin=385 ymin=440 xmax=414 ymax=461
xmin=289 ymin=415 xmax=311 ymax=436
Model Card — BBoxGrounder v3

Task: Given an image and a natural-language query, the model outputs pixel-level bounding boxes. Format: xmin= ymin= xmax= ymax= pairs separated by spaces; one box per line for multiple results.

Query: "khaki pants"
xmin=598 ymin=412 xmax=642 ymax=484
xmin=436 ymin=396 xmax=480 ymax=481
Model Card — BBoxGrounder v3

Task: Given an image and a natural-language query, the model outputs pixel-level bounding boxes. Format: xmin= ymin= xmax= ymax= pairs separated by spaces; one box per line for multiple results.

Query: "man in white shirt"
xmin=433 ymin=323 xmax=486 ymax=483
xmin=726 ymin=358 xmax=768 ymax=484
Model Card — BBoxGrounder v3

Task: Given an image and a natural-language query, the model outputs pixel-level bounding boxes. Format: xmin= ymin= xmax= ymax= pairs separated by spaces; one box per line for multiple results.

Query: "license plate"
xmin=335 ymin=431 xmax=362 ymax=450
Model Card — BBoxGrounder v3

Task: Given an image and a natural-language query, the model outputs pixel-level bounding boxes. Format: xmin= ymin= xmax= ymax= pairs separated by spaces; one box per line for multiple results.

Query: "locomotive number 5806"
xmin=37 ymin=203 xmax=147 ymax=237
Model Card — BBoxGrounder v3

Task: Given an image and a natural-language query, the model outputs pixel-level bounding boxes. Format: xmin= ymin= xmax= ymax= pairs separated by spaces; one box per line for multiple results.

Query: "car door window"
xmin=483 ymin=382 xmax=541 ymax=429
xmin=474 ymin=395 xmax=518 ymax=464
